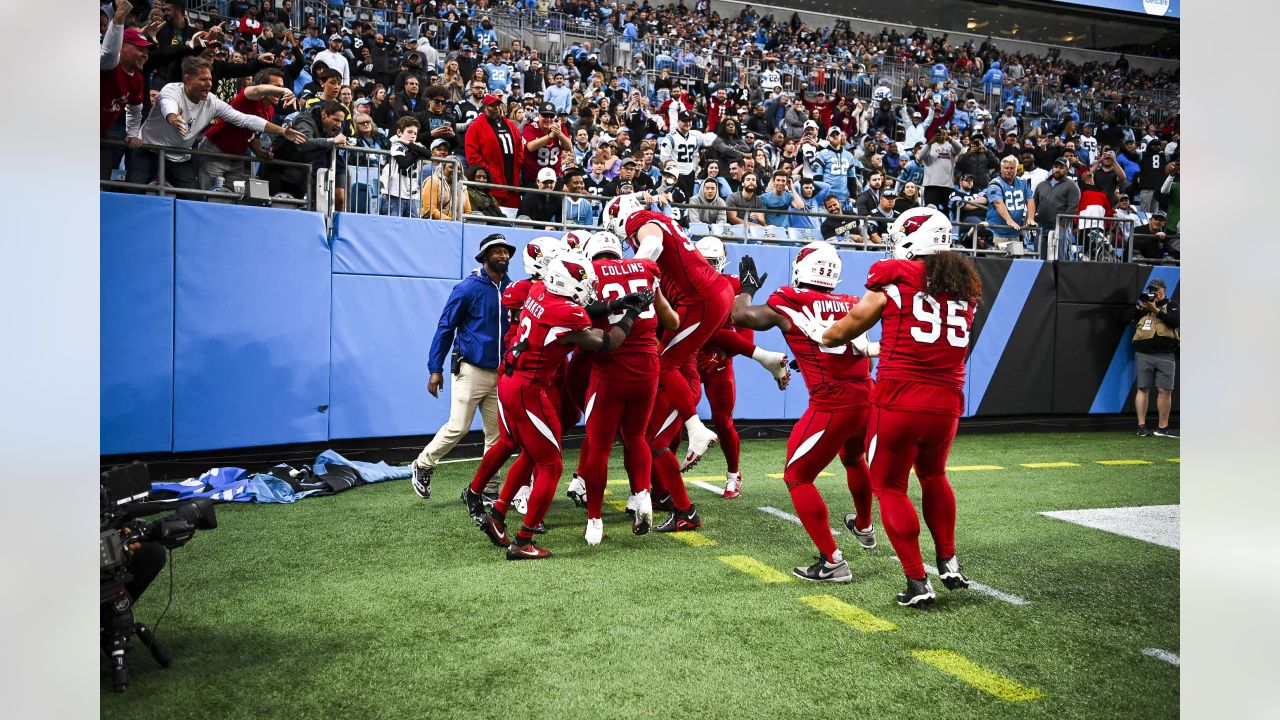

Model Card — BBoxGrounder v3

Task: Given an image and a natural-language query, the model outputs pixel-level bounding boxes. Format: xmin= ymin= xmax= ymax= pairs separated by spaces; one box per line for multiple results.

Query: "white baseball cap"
xmin=536 ymin=167 xmax=557 ymax=183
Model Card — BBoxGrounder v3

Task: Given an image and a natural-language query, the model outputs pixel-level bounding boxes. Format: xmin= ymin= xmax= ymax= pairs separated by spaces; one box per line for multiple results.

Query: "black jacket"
xmin=1130 ymin=300 xmax=1179 ymax=354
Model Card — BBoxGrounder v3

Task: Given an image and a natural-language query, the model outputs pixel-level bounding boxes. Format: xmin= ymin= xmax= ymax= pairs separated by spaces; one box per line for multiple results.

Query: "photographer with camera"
xmin=1131 ymin=278 xmax=1179 ymax=438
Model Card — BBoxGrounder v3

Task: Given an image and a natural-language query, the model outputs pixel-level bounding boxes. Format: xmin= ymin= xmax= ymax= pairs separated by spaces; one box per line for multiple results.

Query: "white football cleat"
xmin=723 ymin=472 xmax=742 ymax=499
xmin=752 ymin=348 xmax=791 ymax=390
xmin=633 ymin=490 xmax=653 ymax=535
xmin=625 ymin=492 xmax=639 ymax=516
xmin=565 ymin=474 xmax=588 ymax=508
xmin=513 ymin=484 xmax=531 ymax=515
xmin=681 ymin=419 xmax=719 ymax=472
xmin=584 ymin=517 xmax=605 ymax=546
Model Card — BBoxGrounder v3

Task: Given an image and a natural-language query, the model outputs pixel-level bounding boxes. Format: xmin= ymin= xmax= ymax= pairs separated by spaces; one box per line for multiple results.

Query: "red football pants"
xmin=577 ymin=359 xmax=660 ymax=519
xmin=700 ymin=363 xmax=740 ymax=473
xmin=495 ymin=379 xmax=565 ymax=540
xmin=646 ymin=353 xmax=704 ymax=511
xmin=782 ymin=404 xmax=873 ymax=558
xmin=654 ymin=283 xmax=734 ymax=427
xmin=865 ymin=404 xmax=959 ymax=579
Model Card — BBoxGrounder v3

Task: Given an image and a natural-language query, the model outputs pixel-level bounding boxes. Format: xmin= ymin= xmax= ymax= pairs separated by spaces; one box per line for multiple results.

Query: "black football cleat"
xmin=1137 ymin=425 xmax=1153 ymax=437
xmin=936 ymin=556 xmax=972 ymax=591
xmin=792 ymin=554 xmax=853 ymax=583
xmin=411 ymin=463 xmax=433 ymax=499
xmin=506 ymin=539 xmax=553 ymax=560
xmin=530 ymin=522 xmax=548 ymax=534
xmin=652 ymin=492 xmax=675 ymax=513
xmin=897 ymin=576 xmax=937 ymax=608
xmin=480 ymin=511 xmax=511 ymax=548
xmin=461 ymin=487 xmax=487 ymax=525
xmin=654 ymin=504 xmax=702 ymax=533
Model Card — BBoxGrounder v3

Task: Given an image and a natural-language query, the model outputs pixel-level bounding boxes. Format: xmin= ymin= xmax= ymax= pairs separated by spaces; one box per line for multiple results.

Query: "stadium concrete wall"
xmin=100 ymin=192 xmax=1179 ymax=455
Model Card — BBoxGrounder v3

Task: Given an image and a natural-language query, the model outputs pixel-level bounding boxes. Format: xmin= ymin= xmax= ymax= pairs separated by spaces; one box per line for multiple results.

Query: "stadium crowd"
xmin=100 ymin=0 xmax=1180 ymax=259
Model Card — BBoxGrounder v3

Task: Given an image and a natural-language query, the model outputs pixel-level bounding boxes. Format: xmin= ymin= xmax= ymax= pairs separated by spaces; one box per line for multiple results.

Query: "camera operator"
xmin=1131 ymin=278 xmax=1179 ymax=438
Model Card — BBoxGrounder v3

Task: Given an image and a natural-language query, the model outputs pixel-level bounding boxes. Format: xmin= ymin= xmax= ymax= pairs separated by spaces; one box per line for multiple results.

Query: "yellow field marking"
xmin=606 ymin=500 xmax=629 ymax=513
xmin=670 ymin=532 xmax=716 ymax=547
xmin=1095 ymin=460 xmax=1153 ymax=466
xmin=911 ymin=650 xmax=1045 ymax=702
xmin=1020 ymin=462 xmax=1080 ymax=469
xmin=1168 ymin=458 xmax=1180 ymax=463
xmin=606 ymin=478 xmax=631 ymax=486
xmin=946 ymin=465 xmax=1006 ymax=472
xmin=766 ymin=472 xmax=835 ymax=479
xmin=799 ymin=595 xmax=897 ymax=633
xmin=717 ymin=555 xmax=794 ymax=583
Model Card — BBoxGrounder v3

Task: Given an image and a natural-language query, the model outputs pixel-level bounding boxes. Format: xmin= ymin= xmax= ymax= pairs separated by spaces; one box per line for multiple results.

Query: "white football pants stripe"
xmin=526 ymin=409 xmax=560 ymax=450
xmin=660 ymin=321 xmax=702 ymax=356
xmin=584 ymin=392 xmax=597 ymax=424
xmin=654 ymin=409 xmax=679 ymax=439
xmin=867 ymin=434 xmax=878 ymax=468
xmin=787 ymin=430 xmax=826 ymax=468
xmin=497 ymin=396 xmax=510 ymax=435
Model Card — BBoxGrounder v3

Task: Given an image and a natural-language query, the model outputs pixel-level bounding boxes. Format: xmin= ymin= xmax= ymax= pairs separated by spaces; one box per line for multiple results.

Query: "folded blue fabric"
xmin=313 ymin=449 xmax=411 ymax=483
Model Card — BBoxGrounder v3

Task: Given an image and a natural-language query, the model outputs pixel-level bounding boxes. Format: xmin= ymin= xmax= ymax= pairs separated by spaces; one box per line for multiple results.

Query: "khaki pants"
xmin=415 ymin=362 xmax=500 ymax=476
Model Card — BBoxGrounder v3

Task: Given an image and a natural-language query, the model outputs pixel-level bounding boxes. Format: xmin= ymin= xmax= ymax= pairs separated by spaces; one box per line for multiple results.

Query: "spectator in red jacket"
xmin=803 ymin=90 xmax=834 ymax=128
xmin=464 ymin=94 xmax=524 ymax=208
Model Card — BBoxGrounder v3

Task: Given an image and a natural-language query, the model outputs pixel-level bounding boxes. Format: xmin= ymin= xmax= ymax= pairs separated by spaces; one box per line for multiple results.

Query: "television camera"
xmin=100 ymin=463 xmax=217 ymax=692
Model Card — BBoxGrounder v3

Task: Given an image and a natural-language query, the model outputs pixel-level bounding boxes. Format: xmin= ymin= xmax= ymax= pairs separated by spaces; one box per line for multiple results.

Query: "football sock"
xmin=584 ymin=471 xmax=606 ymax=518
xmin=919 ymin=473 xmax=957 ymax=561
xmin=844 ymin=457 xmax=874 ymax=530
xmin=652 ymin=449 xmax=691 ymax=511
xmin=470 ymin=437 xmax=516 ymax=494
xmin=878 ymin=490 xmax=925 ymax=580
xmin=787 ymin=481 xmax=839 ymax=559
xmin=708 ymin=328 xmax=756 ymax=358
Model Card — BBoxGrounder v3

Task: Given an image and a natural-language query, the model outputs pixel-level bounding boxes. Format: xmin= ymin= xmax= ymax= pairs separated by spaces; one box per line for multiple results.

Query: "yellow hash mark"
xmin=946 ymin=465 xmax=1006 ymax=471
xmin=766 ymin=472 xmax=835 ymax=479
xmin=1095 ymin=460 xmax=1153 ymax=466
xmin=669 ymin=532 xmax=716 ymax=547
xmin=799 ymin=595 xmax=897 ymax=633
xmin=717 ymin=555 xmax=794 ymax=583
xmin=1020 ymin=462 xmax=1080 ymax=469
xmin=606 ymin=500 xmax=629 ymax=513
xmin=1168 ymin=458 xmax=1180 ymax=463
xmin=606 ymin=478 xmax=631 ymax=486
xmin=912 ymin=650 xmax=1045 ymax=702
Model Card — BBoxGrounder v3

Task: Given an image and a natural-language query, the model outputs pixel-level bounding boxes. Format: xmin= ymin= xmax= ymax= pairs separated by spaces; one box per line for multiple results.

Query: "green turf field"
xmin=102 ymin=431 xmax=1179 ymax=719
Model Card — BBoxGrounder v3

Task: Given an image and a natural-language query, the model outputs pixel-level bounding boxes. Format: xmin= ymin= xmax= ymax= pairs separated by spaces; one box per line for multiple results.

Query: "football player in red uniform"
xmin=694 ymin=238 xmax=750 ymax=498
xmin=571 ymin=231 xmax=679 ymax=542
xmin=602 ymin=195 xmax=790 ymax=531
xmin=464 ymin=235 xmax=570 ymax=523
xmin=806 ymin=207 xmax=980 ymax=607
xmin=729 ymin=241 xmax=879 ymax=582
xmin=467 ymin=252 xmax=654 ymax=559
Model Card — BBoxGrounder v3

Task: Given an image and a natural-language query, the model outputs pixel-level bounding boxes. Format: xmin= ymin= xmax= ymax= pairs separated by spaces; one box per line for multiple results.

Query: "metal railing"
xmin=335 ymin=144 xmax=464 ymax=219
xmin=100 ymin=139 xmax=313 ymax=209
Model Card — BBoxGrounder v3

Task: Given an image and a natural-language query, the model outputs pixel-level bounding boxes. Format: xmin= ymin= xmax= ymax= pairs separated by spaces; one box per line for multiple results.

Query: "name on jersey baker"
xmin=523 ymin=295 xmax=546 ymax=319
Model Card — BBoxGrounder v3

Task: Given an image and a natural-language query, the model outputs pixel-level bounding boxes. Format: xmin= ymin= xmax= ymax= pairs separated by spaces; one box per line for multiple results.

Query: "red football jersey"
xmin=521 ymin=124 xmax=564 ymax=182
xmin=767 ymin=285 xmax=872 ymax=409
xmin=624 ymin=210 xmax=728 ymax=305
xmin=101 ymin=63 xmax=145 ymax=135
xmin=504 ymin=282 xmax=592 ymax=386
xmin=699 ymin=274 xmax=753 ymax=374
xmin=500 ymin=279 xmax=534 ymax=355
xmin=590 ymin=258 xmax=662 ymax=374
xmin=865 ymin=258 xmax=974 ymax=414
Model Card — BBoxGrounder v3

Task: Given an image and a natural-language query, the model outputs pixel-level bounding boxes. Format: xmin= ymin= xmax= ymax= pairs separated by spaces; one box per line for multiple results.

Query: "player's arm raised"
xmin=729 ymin=255 xmax=789 ymax=331
xmin=631 ymin=211 xmax=665 ymax=260
xmin=822 ymin=291 xmax=887 ymax=347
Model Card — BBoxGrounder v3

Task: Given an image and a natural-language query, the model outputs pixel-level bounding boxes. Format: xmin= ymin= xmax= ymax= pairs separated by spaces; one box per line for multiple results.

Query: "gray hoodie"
xmin=921 ymin=137 xmax=963 ymax=188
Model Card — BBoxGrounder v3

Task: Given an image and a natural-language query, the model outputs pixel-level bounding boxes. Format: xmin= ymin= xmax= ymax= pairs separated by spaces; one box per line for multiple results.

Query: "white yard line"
xmin=690 ymin=480 xmax=726 ymax=496
xmin=1039 ymin=505 xmax=1180 ymax=550
xmin=1141 ymin=648 xmax=1180 ymax=666
xmin=757 ymin=505 xmax=842 ymax=536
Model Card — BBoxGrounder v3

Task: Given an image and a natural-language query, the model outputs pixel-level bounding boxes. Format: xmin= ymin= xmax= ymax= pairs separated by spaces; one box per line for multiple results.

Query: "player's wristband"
xmin=615 ymin=312 xmax=637 ymax=336
xmin=585 ymin=299 xmax=610 ymax=319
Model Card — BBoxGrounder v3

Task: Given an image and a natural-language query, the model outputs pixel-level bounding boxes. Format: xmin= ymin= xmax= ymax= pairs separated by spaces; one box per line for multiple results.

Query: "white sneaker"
xmin=565 ymin=474 xmax=588 ymax=508
xmin=584 ymin=517 xmax=605 ymax=546
xmin=513 ymin=484 xmax=531 ymax=515
xmin=633 ymin=490 xmax=653 ymax=535
xmin=681 ymin=419 xmax=719 ymax=472
xmin=753 ymin=348 xmax=791 ymax=390
xmin=625 ymin=492 xmax=639 ymax=516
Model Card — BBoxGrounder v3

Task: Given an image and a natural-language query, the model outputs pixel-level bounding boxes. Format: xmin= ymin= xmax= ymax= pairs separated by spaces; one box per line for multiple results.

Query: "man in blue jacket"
xmin=411 ymin=234 xmax=515 ymax=499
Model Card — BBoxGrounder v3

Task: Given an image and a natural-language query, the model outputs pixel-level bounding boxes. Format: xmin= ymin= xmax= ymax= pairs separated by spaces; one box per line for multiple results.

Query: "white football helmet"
xmin=584 ymin=230 xmax=624 ymax=260
xmin=543 ymin=251 xmax=599 ymax=306
xmin=872 ymin=83 xmax=893 ymax=103
xmin=792 ymin=240 xmax=841 ymax=290
xmin=522 ymin=235 xmax=570 ymax=278
xmin=600 ymin=192 xmax=647 ymax=239
xmin=695 ymin=237 xmax=728 ymax=272
xmin=563 ymin=229 xmax=592 ymax=252
xmin=888 ymin=207 xmax=954 ymax=260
